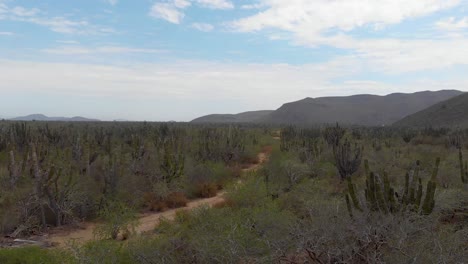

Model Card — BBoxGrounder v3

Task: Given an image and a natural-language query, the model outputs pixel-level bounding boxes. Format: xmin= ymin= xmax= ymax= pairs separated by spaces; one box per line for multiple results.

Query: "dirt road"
xmin=47 ymin=149 xmax=270 ymax=247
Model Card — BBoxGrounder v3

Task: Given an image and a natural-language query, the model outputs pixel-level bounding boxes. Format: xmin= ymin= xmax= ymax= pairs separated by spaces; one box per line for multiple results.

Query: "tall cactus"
xmin=334 ymin=140 xmax=362 ymax=181
xmin=345 ymin=194 xmax=353 ymax=218
xmin=31 ymin=143 xmax=47 ymax=229
xmin=8 ymin=150 xmax=19 ymax=188
xmin=460 ymin=149 xmax=467 ymax=184
xmin=420 ymin=158 xmax=439 ymax=214
xmin=347 ymin=158 xmax=439 ymax=217
xmin=346 ymin=177 xmax=362 ymax=211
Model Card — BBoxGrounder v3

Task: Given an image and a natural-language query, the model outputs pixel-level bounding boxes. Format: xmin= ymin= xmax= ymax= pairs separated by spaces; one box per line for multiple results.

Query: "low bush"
xmin=0 ymin=247 xmax=72 ymax=264
xmin=93 ymin=201 xmax=138 ymax=240
xmin=165 ymin=192 xmax=189 ymax=208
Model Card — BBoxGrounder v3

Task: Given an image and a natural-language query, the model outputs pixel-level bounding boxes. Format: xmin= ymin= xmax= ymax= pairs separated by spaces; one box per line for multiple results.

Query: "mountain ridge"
xmin=192 ymin=90 xmax=463 ymax=126
xmin=191 ymin=110 xmax=274 ymax=123
xmin=393 ymin=92 xmax=468 ymax=128
xmin=10 ymin=114 xmax=100 ymax=122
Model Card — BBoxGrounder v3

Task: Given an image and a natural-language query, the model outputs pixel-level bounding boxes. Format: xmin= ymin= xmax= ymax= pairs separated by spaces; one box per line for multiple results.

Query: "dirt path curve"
xmin=47 ymin=149 xmax=270 ymax=247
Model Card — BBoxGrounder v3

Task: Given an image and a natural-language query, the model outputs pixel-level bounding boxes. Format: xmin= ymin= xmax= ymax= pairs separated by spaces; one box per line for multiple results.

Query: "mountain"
xmin=11 ymin=114 xmax=100 ymax=122
xmin=260 ymin=90 xmax=463 ymax=126
xmin=192 ymin=110 xmax=274 ymax=123
xmin=393 ymin=93 xmax=468 ymax=128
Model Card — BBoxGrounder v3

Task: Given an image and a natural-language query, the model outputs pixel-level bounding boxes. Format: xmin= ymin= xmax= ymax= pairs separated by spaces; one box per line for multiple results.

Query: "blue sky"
xmin=1 ymin=0 xmax=468 ymax=121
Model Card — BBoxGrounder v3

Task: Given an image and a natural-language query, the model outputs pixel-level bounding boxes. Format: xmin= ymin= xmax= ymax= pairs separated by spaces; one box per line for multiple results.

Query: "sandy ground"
xmin=46 ymin=150 xmax=270 ymax=248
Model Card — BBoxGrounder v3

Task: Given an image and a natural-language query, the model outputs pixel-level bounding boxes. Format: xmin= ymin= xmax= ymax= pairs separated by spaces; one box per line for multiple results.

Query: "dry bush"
xmin=143 ymin=192 xmax=167 ymax=212
xmin=194 ymin=183 xmax=218 ymax=198
xmin=143 ymin=192 xmax=188 ymax=211
xmin=165 ymin=192 xmax=188 ymax=209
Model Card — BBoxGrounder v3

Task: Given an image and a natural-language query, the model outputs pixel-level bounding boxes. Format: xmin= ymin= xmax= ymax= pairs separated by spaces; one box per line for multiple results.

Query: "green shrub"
xmin=93 ymin=201 xmax=138 ymax=240
xmin=70 ymin=240 xmax=132 ymax=264
xmin=0 ymin=247 xmax=72 ymax=264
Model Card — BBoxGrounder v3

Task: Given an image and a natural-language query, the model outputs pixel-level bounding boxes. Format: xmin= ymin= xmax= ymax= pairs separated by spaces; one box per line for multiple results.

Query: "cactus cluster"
xmin=334 ymin=140 xmax=362 ymax=181
xmin=322 ymin=123 xmax=346 ymax=148
xmin=345 ymin=158 xmax=440 ymax=217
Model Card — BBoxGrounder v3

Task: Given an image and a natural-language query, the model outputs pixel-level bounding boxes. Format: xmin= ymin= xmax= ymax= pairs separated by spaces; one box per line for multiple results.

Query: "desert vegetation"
xmin=0 ymin=122 xmax=467 ymax=263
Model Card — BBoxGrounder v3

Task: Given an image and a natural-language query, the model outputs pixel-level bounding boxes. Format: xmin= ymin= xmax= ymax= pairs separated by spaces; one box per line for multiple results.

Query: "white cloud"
xmin=0 ymin=3 xmax=115 ymax=34
xmin=42 ymin=46 xmax=166 ymax=55
xmin=191 ymin=22 xmax=214 ymax=32
xmin=0 ymin=59 xmax=357 ymax=120
xmin=436 ymin=17 xmax=468 ymax=31
xmin=229 ymin=0 xmax=468 ymax=73
xmin=56 ymin=40 xmax=79 ymax=44
xmin=149 ymin=3 xmax=185 ymax=24
xmin=241 ymin=4 xmax=264 ymax=10
xmin=195 ymin=0 xmax=234 ymax=10
xmin=149 ymin=0 xmax=233 ymax=24
xmin=301 ymin=34 xmax=468 ymax=73
xmin=231 ymin=0 xmax=460 ymax=35
xmin=105 ymin=0 xmax=118 ymax=6
xmin=1 ymin=59 xmax=466 ymax=120
xmin=0 ymin=31 xmax=13 ymax=36
xmin=174 ymin=0 xmax=191 ymax=8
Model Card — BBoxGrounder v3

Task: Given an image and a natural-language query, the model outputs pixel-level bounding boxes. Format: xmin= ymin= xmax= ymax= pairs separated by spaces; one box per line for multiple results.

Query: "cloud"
xmin=105 ymin=0 xmax=118 ymax=6
xmin=231 ymin=0 xmax=460 ymax=35
xmin=42 ymin=46 xmax=167 ymax=55
xmin=240 ymin=4 xmax=264 ymax=10
xmin=174 ymin=0 xmax=191 ymax=8
xmin=191 ymin=22 xmax=214 ymax=32
xmin=149 ymin=3 xmax=185 ymax=24
xmin=436 ymin=17 xmax=468 ymax=31
xmin=3 ymin=58 xmax=466 ymax=121
xmin=195 ymin=0 xmax=234 ymax=10
xmin=229 ymin=0 xmax=467 ymax=73
xmin=0 ymin=3 xmax=115 ymax=34
xmin=0 ymin=59 xmax=360 ymax=120
xmin=149 ymin=0 xmax=233 ymax=24
xmin=0 ymin=31 xmax=13 ymax=36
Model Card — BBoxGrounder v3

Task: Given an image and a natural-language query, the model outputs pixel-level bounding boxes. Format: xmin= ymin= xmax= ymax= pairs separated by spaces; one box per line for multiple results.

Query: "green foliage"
xmin=0 ymin=247 xmax=72 ymax=264
xmin=93 ymin=200 xmax=138 ymax=240
xmin=70 ymin=240 xmax=132 ymax=264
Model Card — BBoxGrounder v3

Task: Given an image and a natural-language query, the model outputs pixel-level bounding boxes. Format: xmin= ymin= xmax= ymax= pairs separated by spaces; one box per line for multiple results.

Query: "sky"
xmin=1 ymin=0 xmax=468 ymax=121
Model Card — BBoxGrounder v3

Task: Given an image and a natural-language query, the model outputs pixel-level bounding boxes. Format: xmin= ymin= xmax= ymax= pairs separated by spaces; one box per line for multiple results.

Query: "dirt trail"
xmin=47 ymin=149 xmax=270 ymax=247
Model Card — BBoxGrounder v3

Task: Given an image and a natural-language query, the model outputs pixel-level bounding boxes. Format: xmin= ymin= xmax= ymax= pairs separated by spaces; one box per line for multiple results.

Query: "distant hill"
xmin=11 ymin=114 xmax=100 ymax=122
xmin=260 ymin=90 xmax=463 ymax=126
xmin=192 ymin=110 xmax=274 ymax=123
xmin=393 ymin=93 xmax=468 ymax=128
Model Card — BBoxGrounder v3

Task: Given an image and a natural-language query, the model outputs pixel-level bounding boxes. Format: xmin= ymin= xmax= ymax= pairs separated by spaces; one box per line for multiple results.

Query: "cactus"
xmin=346 ymin=177 xmax=362 ymax=211
xmin=374 ymin=174 xmax=389 ymax=214
xmin=366 ymin=172 xmax=378 ymax=211
xmin=421 ymin=181 xmax=436 ymax=215
xmin=431 ymin=157 xmax=440 ymax=182
xmin=334 ymin=140 xmax=362 ymax=180
xmin=160 ymin=142 xmax=185 ymax=184
xmin=421 ymin=158 xmax=440 ymax=215
xmin=347 ymin=158 xmax=439 ymax=217
xmin=8 ymin=150 xmax=19 ymax=188
xmin=345 ymin=194 xmax=353 ymax=218
xmin=364 ymin=159 xmax=370 ymax=178
xmin=415 ymin=178 xmax=423 ymax=210
xmin=403 ymin=172 xmax=410 ymax=205
xmin=322 ymin=123 xmax=346 ymax=148
xmin=460 ymin=149 xmax=467 ymax=184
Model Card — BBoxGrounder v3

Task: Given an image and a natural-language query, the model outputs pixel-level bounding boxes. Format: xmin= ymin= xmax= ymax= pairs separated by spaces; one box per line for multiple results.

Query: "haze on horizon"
xmin=1 ymin=0 xmax=468 ymax=121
